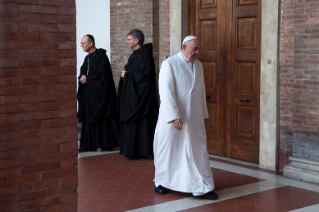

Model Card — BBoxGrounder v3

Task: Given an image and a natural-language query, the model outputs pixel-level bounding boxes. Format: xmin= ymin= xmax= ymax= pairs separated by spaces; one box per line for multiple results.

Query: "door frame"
xmin=169 ymin=0 xmax=279 ymax=171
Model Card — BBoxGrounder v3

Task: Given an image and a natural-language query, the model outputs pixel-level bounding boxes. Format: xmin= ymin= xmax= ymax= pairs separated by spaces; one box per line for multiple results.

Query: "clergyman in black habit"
xmin=77 ymin=34 xmax=119 ymax=152
xmin=118 ymin=29 xmax=159 ymax=159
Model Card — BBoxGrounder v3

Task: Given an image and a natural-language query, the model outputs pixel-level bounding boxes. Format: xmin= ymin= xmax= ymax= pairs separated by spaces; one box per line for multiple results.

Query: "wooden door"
xmin=190 ymin=0 xmax=261 ymax=163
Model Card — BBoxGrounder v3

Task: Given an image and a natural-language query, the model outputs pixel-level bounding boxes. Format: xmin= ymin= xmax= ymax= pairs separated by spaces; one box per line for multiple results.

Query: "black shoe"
xmin=196 ymin=191 xmax=218 ymax=200
xmin=155 ymin=185 xmax=167 ymax=195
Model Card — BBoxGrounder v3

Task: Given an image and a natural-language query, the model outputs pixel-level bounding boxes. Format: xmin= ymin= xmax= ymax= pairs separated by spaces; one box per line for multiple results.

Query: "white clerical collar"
xmin=180 ymin=51 xmax=192 ymax=64
xmin=180 ymin=51 xmax=194 ymax=74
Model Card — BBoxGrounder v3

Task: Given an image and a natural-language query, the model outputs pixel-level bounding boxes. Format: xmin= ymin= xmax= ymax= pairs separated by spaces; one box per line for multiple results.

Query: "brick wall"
xmin=159 ymin=0 xmax=170 ymax=65
xmin=279 ymin=0 xmax=296 ymax=169
xmin=110 ymin=0 xmax=155 ymax=85
xmin=0 ymin=0 xmax=78 ymax=211
xmin=291 ymin=0 xmax=319 ymax=161
xmin=279 ymin=0 xmax=319 ymax=169
xmin=110 ymin=0 xmax=170 ymax=86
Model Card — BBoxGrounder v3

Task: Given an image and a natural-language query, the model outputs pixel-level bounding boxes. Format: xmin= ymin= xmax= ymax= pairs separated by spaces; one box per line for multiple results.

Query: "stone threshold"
xmin=283 ymin=156 xmax=319 ymax=184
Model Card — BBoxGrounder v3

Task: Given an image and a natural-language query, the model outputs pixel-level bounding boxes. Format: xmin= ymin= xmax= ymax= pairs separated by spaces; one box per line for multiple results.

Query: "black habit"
xmin=77 ymin=48 xmax=119 ymax=151
xmin=118 ymin=43 xmax=159 ymax=158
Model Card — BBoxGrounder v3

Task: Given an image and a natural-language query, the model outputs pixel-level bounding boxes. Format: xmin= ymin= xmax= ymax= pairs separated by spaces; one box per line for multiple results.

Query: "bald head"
xmin=81 ymin=35 xmax=96 ymax=54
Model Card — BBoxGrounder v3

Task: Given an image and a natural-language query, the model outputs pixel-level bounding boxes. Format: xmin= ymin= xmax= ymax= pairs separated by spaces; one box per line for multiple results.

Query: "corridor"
xmin=77 ymin=152 xmax=319 ymax=212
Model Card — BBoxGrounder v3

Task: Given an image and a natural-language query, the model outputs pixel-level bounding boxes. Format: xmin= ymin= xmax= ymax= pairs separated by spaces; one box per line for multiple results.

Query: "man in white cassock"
xmin=153 ymin=36 xmax=218 ymax=200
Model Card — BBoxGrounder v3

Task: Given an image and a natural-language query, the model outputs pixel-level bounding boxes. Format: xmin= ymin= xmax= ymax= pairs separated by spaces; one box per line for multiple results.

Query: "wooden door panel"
xmin=206 ymin=102 xmax=222 ymax=155
xmin=229 ymin=0 xmax=260 ymax=163
xmin=236 ymin=62 xmax=256 ymax=94
xmin=203 ymin=62 xmax=216 ymax=89
xmin=231 ymin=142 xmax=259 ymax=162
xmin=199 ymin=50 xmax=216 ymax=61
xmin=190 ymin=0 xmax=260 ymax=163
xmin=203 ymin=60 xmax=221 ymax=155
xmin=205 ymin=104 xmax=217 ymax=135
xmin=201 ymin=0 xmax=217 ymax=8
xmin=233 ymin=54 xmax=257 ymax=61
xmin=200 ymin=20 xmax=217 ymax=49
xmin=236 ymin=105 xmax=256 ymax=138
xmin=237 ymin=17 xmax=257 ymax=50
xmin=198 ymin=10 xmax=217 ymax=19
xmin=190 ymin=0 xmax=225 ymax=156
xmin=238 ymin=0 xmax=258 ymax=6
xmin=235 ymin=8 xmax=258 ymax=16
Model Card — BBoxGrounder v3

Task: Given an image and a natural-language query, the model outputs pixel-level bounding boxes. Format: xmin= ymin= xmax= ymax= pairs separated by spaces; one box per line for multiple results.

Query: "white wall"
xmin=76 ymin=0 xmax=110 ymax=81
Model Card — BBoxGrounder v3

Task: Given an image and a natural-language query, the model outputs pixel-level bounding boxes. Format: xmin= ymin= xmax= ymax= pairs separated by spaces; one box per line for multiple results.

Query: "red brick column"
xmin=0 ymin=0 xmax=78 ymax=211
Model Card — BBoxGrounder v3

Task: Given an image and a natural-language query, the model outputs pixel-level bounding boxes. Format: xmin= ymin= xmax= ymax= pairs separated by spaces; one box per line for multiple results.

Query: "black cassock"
xmin=118 ymin=43 xmax=159 ymax=158
xmin=77 ymin=48 xmax=119 ymax=151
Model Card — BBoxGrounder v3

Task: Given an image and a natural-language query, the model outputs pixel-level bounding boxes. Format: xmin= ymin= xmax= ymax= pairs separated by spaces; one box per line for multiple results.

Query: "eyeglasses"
xmin=80 ymin=42 xmax=88 ymax=45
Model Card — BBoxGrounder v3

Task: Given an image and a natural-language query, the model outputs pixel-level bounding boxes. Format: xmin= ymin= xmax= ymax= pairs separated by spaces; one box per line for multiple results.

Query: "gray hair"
xmin=127 ymin=29 xmax=144 ymax=45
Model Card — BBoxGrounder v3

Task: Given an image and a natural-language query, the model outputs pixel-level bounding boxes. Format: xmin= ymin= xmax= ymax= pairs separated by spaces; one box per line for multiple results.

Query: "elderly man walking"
xmin=153 ymin=35 xmax=218 ymax=200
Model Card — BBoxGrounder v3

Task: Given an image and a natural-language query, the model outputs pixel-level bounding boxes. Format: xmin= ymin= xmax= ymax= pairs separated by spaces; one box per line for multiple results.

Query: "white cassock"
xmin=154 ymin=51 xmax=215 ymax=194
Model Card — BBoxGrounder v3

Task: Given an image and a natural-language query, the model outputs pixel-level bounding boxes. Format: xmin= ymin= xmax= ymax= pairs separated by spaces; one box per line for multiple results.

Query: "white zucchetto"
xmin=182 ymin=35 xmax=198 ymax=45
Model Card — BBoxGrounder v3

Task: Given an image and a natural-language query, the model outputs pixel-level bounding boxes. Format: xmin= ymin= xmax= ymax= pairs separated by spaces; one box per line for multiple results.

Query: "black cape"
xmin=118 ymin=43 xmax=159 ymax=158
xmin=77 ymin=48 xmax=119 ymax=151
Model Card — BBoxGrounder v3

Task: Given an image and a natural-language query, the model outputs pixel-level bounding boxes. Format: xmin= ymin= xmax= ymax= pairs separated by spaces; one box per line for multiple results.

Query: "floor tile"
xmin=77 ymin=152 xmax=319 ymax=212
xmin=179 ymin=186 xmax=319 ymax=212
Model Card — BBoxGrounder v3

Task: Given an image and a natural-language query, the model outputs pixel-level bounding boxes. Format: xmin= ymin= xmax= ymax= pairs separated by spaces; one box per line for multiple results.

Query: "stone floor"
xmin=77 ymin=151 xmax=319 ymax=212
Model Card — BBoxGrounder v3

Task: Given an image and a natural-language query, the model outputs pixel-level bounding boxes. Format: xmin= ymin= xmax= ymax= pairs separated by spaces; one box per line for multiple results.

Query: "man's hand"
xmin=80 ymin=75 xmax=87 ymax=84
xmin=121 ymin=71 xmax=126 ymax=78
xmin=172 ymin=119 xmax=183 ymax=130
